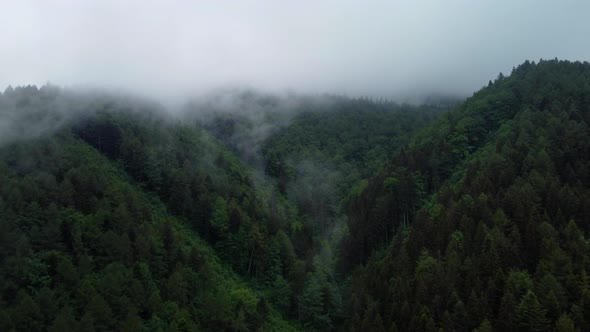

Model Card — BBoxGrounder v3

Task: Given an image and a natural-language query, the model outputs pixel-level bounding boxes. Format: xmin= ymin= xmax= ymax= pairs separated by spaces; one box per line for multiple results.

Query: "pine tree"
xmin=516 ymin=291 xmax=549 ymax=332
xmin=554 ymin=313 xmax=575 ymax=332
xmin=49 ymin=306 xmax=79 ymax=332
xmin=13 ymin=291 xmax=43 ymax=332
xmin=475 ymin=319 xmax=492 ymax=332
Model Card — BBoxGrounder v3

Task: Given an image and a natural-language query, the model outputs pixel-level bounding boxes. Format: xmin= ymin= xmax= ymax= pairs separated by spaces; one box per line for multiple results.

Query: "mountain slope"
xmin=2 ymin=59 xmax=589 ymax=331
xmin=260 ymin=98 xmax=443 ymax=229
xmin=344 ymin=59 xmax=590 ymax=331
xmin=0 ymin=89 xmax=302 ymax=331
xmin=192 ymin=93 xmax=446 ymax=233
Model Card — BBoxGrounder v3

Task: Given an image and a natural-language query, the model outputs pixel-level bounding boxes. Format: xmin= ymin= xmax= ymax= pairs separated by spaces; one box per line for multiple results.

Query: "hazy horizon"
xmin=1 ymin=1 xmax=589 ymax=102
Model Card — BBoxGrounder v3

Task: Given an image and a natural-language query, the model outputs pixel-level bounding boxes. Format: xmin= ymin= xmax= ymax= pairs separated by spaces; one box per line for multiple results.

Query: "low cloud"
xmin=1 ymin=1 xmax=588 ymax=101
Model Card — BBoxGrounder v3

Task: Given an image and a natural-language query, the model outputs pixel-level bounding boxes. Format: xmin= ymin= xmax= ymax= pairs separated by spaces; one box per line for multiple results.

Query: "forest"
xmin=0 ymin=59 xmax=589 ymax=331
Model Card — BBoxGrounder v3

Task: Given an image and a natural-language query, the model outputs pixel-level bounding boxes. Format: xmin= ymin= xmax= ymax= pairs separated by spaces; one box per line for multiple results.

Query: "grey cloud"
xmin=1 ymin=1 xmax=589 ymax=100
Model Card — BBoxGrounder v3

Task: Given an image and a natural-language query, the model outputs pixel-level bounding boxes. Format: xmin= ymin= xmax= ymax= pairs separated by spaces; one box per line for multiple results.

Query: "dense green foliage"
xmin=1 ymin=59 xmax=589 ymax=331
xmin=191 ymin=93 xmax=446 ymax=329
xmin=260 ymin=98 xmax=442 ymax=229
xmin=344 ymin=59 xmax=590 ymax=331
xmin=0 ymin=89 xmax=303 ymax=331
xmin=196 ymin=95 xmax=444 ymax=233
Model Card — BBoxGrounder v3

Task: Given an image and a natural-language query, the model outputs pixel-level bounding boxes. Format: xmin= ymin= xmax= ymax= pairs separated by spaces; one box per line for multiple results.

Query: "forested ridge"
xmin=194 ymin=94 xmax=444 ymax=234
xmin=190 ymin=92 xmax=447 ymax=329
xmin=344 ymin=59 xmax=590 ymax=331
xmin=0 ymin=89 xmax=307 ymax=331
xmin=0 ymin=59 xmax=589 ymax=331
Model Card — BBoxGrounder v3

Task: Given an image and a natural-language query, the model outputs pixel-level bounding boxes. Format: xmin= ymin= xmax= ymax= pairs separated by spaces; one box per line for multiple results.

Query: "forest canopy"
xmin=1 ymin=59 xmax=589 ymax=331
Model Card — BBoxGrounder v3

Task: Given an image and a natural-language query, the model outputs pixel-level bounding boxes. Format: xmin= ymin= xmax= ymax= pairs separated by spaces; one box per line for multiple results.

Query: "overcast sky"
xmin=1 ymin=1 xmax=589 ymax=100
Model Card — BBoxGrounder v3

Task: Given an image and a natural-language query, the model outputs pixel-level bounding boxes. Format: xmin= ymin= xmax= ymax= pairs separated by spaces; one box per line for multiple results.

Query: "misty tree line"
xmin=1 ymin=58 xmax=589 ymax=331
xmin=342 ymin=60 xmax=590 ymax=331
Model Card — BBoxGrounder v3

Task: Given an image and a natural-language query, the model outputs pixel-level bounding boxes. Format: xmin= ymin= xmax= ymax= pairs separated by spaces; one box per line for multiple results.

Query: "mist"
xmin=1 ymin=1 xmax=589 ymax=102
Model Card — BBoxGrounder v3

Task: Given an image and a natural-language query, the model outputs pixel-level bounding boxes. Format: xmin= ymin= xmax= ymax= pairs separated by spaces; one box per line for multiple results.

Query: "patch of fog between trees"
xmin=184 ymin=89 xmax=351 ymax=241
xmin=0 ymin=85 xmax=74 ymax=146
xmin=183 ymin=89 xmax=343 ymax=165
xmin=283 ymin=158 xmax=342 ymax=231
xmin=0 ymin=85 xmax=166 ymax=148
xmin=185 ymin=90 xmax=348 ymax=216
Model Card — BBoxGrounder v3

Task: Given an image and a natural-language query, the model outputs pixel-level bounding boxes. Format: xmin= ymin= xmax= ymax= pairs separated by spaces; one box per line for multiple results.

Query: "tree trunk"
xmin=248 ymin=245 xmax=255 ymax=275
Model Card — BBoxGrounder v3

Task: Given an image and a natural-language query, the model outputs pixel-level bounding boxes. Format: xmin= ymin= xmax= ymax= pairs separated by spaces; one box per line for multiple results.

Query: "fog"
xmin=1 ymin=1 xmax=589 ymax=101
